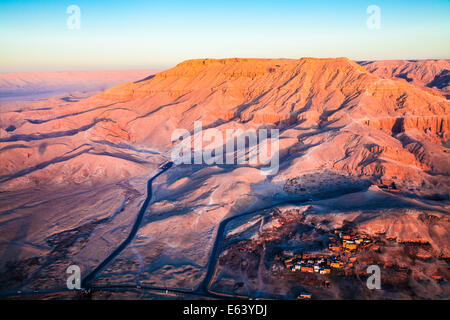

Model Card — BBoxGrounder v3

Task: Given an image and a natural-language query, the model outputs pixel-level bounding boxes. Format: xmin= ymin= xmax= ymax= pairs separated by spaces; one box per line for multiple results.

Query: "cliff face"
xmin=362 ymin=116 xmax=449 ymax=136
xmin=100 ymin=57 xmax=448 ymax=130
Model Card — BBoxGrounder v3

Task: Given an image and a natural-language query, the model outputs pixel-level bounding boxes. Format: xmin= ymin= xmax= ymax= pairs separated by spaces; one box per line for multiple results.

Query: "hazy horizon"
xmin=1 ymin=57 xmax=450 ymax=74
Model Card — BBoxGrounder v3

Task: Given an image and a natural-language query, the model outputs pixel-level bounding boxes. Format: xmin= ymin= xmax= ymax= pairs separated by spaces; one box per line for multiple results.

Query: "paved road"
xmin=81 ymin=161 xmax=173 ymax=288
xmin=2 ymin=164 xmax=370 ymax=300
xmin=196 ymin=200 xmax=308 ymax=297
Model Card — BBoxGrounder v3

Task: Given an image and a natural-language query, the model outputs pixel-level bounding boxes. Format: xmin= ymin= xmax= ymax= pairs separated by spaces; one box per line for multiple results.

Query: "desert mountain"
xmin=1 ymin=58 xmax=448 ymax=194
xmin=0 ymin=58 xmax=448 ymax=297
xmin=360 ymin=59 xmax=450 ymax=98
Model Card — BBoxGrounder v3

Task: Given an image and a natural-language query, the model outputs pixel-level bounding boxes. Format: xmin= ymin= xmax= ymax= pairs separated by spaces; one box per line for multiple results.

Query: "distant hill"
xmin=0 ymin=70 xmax=159 ymax=102
xmin=359 ymin=59 xmax=450 ymax=98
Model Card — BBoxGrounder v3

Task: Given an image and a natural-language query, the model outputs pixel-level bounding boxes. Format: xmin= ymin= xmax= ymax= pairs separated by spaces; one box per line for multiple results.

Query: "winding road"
xmin=1 ymin=163 xmax=371 ymax=300
xmin=196 ymin=198 xmax=311 ymax=296
xmin=81 ymin=161 xmax=173 ymax=288
xmin=82 ymin=168 xmax=328 ymax=297
xmin=79 ymin=159 xmax=274 ymax=299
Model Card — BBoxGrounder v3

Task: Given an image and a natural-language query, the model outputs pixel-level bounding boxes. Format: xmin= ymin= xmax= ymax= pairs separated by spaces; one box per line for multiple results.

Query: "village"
xmin=274 ymin=228 xmax=385 ymax=299
xmin=215 ymin=209 xmax=447 ymax=301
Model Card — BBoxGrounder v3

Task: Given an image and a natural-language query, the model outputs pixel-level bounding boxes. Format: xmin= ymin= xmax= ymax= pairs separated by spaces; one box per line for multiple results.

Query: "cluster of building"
xmin=328 ymin=229 xmax=375 ymax=253
xmin=277 ymin=228 xmax=382 ymax=276
xmin=283 ymin=255 xmax=332 ymax=274
xmin=270 ymin=228 xmax=393 ymax=301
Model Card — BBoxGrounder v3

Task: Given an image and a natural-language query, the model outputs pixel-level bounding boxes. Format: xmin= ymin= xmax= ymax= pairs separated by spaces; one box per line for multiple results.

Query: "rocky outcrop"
xmin=361 ymin=115 xmax=449 ymax=136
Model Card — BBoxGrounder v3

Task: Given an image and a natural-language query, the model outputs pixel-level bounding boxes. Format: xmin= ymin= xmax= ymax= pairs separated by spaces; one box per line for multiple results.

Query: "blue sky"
xmin=0 ymin=0 xmax=449 ymax=72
